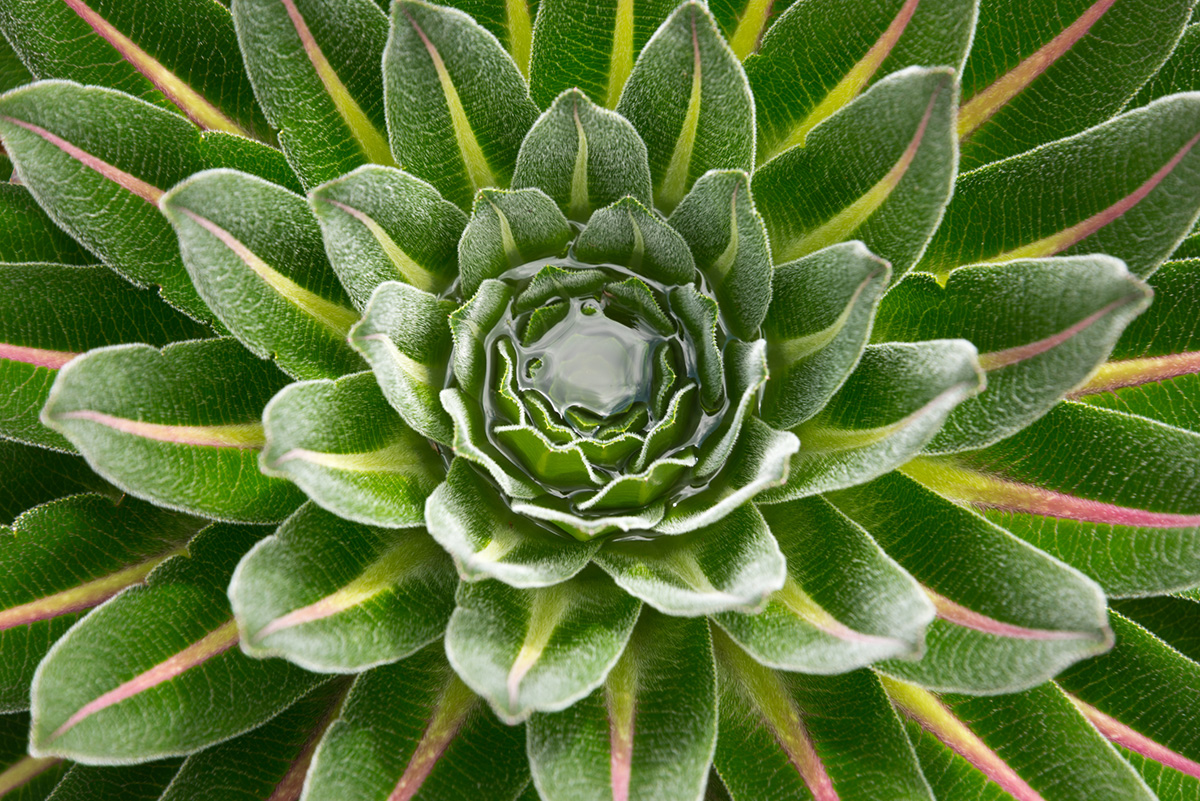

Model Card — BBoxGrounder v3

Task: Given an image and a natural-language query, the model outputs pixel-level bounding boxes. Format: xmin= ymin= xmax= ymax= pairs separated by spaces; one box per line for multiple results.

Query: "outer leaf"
xmin=1056 ymin=605 xmax=1200 ymax=790
xmin=0 ymin=263 xmax=210 ymax=451
xmin=233 ymin=0 xmax=395 ymax=187
xmin=668 ymin=170 xmax=771 ymax=339
xmin=873 ymin=255 xmax=1150 ymax=453
xmin=957 ymin=0 xmax=1192 ymax=169
xmin=760 ymin=241 xmax=890 ymax=428
xmin=302 ymin=644 xmax=529 ymax=801
xmin=425 ymin=458 xmax=600 ymax=588
xmin=573 ymin=196 xmax=696 ymax=285
xmin=0 ymin=81 xmax=215 ymax=322
xmin=714 ymin=636 xmax=933 ymax=801
xmin=44 ymin=762 xmax=182 ymax=801
xmin=528 ymin=0 xmax=675 ymax=108
xmin=906 ymin=402 xmax=1200 ymax=596
xmin=309 ymin=165 xmax=467 ymax=305
xmin=160 ymin=169 xmax=364 ymax=381
xmin=230 ymin=502 xmax=455 ymax=673
xmin=829 ymin=473 xmax=1112 ymax=694
xmin=715 ymin=494 xmax=934 ymax=674
xmin=616 ymin=2 xmax=754 ymax=212
xmin=890 ymin=677 xmax=1155 ymax=801
xmin=0 ymin=441 xmax=116 ymax=526
xmin=1135 ymin=23 xmax=1200 ymax=108
xmin=1075 ymin=258 xmax=1200 ymax=434
xmin=0 ymin=0 xmax=269 ymax=139
xmin=0 ymin=185 xmax=90 ymax=265
xmin=0 ymin=712 xmax=66 ymax=799
xmin=41 ymin=339 xmax=305 ymax=524
xmin=920 ymin=93 xmax=1200 ymax=279
xmin=596 ymin=503 xmax=785 ymax=616
xmin=748 ymin=0 xmax=976 ymax=162
xmin=1 ymin=495 xmax=204 ymax=713
xmin=349 ymin=280 xmax=457 ymax=445
xmin=458 ymin=188 xmax=572 ymax=297
xmin=29 ymin=524 xmax=321 ymax=763
xmin=760 ymin=340 xmax=983 ymax=504
xmin=445 ymin=567 xmax=641 ymax=724
xmin=512 ymin=88 xmax=652 ymax=221
xmin=754 ymin=66 xmax=957 ymax=278
xmin=158 ymin=679 xmax=350 ymax=801
xmin=384 ymin=0 xmax=539 ymax=210
xmin=527 ymin=611 xmax=717 ymax=801
xmin=260 ymin=372 xmax=444 ymax=528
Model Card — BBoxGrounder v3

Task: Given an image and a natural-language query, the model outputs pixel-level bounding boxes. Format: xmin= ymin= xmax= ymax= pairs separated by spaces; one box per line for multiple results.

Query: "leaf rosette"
xmin=1 ymin=0 xmax=1199 ymax=799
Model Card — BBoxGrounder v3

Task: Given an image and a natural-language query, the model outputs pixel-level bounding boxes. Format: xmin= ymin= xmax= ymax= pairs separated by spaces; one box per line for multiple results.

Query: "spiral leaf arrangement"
xmin=1 ymin=1 xmax=1199 ymax=800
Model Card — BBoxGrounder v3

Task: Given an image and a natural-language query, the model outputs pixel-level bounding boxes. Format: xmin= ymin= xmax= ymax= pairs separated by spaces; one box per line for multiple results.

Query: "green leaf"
xmin=0 ymin=441 xmax=116 ymax=526
xmin=0 ymin=263 xmax=210 ymax=451
xmin=748 ymin=0 xmax=976 ymax=162
xmin=657 ymin=416 xmax=798 ymax=534
xmin=527 ymin=610 xmax=717 ymax=801
xmin=43 ymin=761 xmax=182 ymax=801
xmin=714 ymin=636 xmax=933 ymax=801
xmin=0 ymin=31 xmax=30 ymax=92
xmin=233 ymin=0 xmax=395 ymax=187
xmin=889 ymin=676 xmax=1155 ymax=801
xmin=435 ymin=0 xmax=538 ymax=78
xmin=230 ymin=502 xmax=455 ymax=673
xmin=920 ymin=93 xmax=1200 ymax=280
xmin=0 ymin=81 xmax=218 ymax=323
xmin=1056 ymin=605 xmax=1200 ymax=790
xmin=309 ymin=165 xmax=467 ymax=305
xmin=445 ymin=566 xmax=641 ymax=723
xmin=197 ymin=130 xmax=305 ymax=195
xmin=1074 ymin=258 xmax=1200 ymax=434
xmin=260 ymin=372 xmax=444 ymax=529
xmin=574 ymin=196 xmax=696 ymax=285
xmin=302 ymin=644 xmax=530 ymax=801
xmin=760 ymin=340 xmax=983 ymax=504
xmin=715 ymin=494 xmax=933 ymax=674
xmin=425 ymin=458 xmax=600 ymax=588
xmin=384 ymin=0 xmax=539 ymax=210
xmin=760 ymin=241 xmax=891 ymax=429
xmin=874 ymin=255 xmax=1150 ymax=453
xmin=0 ymin=712 xmax=66 ymax=799
xmin=596 ymin=503 xmax=784 ymax=616
xmin=512 ymin=89 xmax=652 ymax=221
xmin=41 ymin=339 xmax=305 ymax=524
xmin=754 ymin=66 xmax=957 ymax=279
xmin=957 ymin=0 xmax=1193 ymax=170
xmin=1 ymin=495 xmax=203 ymax=713
xmin=0 ymin=185 xmax=90 ymax=265
xmin=668 ymin=170 xmax=771 ymax=340
xmin=616 ymin=2 xmax=754 ymax=213
xmin=441 ymin=387 xmax=541 ymax=501
xmin=906 ymin=402 xmax=1200 ymax=596
xmin=30 ymin=523 xmax=321 ymax=762
xmin=829 ymin=472 xmax=1112 ymax=694
xmin=528 ymin=0 xmax=676 ymax=108
xmin=348 ymin=281 xmax=456 ymax=445
xmin=160 ymin=168 xmax=364 ymax=381
xmin=458 ymin=187 xmax=572 ymax=297
xmin=0 ymin=0 xmax=270 ymax=140
xmin=158 ymin=679 xmax=350 ymax=801
xmin=1134 ymin=23 xmax=1200 ymax=107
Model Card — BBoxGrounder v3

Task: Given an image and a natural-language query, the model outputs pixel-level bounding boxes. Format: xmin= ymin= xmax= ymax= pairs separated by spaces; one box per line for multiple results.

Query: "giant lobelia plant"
xmin=0 ymin=0 xmax=1199 ymax=798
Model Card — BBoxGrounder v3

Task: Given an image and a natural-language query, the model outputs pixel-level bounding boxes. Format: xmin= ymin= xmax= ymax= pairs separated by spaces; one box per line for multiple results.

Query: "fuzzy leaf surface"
xmin=41 ymin=339 xmax=305 ymax=523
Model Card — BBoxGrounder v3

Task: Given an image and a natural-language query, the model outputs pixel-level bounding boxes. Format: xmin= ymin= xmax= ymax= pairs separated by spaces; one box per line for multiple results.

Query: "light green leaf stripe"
xmin=169 ymin=204 xmax=358 ymax=338
xmin=230 ymin=502 xmax=456 ymax=673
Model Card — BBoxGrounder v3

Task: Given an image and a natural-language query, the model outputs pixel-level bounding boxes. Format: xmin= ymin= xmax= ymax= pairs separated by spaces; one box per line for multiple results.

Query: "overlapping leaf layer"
xmin=0 ymin=0 xmax=1198 ymax=799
